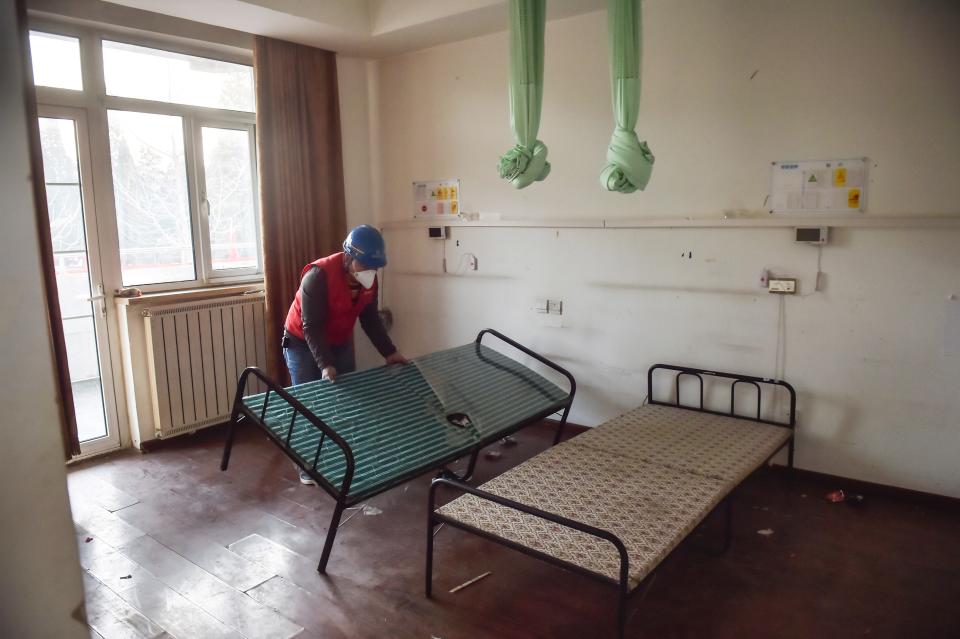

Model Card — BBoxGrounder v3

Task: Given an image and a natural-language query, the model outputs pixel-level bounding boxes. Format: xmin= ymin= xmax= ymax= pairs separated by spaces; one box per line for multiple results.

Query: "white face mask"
xmin=352 ymin=268 xmax=376 ymax=289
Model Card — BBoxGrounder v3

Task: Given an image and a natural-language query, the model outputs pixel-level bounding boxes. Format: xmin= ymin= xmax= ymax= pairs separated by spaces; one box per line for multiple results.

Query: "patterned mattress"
xmin=437 ymin=404 xmax=791 ymax=588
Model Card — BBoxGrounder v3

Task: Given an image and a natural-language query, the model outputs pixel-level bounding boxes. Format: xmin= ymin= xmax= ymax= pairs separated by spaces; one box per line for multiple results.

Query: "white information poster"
xmin=770 ymin=158 xmax=866 ymax=214
xmin=413 ymin=179 xmax=460 ymax=218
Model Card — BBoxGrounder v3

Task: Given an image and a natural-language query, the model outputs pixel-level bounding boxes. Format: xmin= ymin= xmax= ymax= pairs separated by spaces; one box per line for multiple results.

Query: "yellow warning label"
xmin=847 ymin=188 xmax=861 ymax=208
xmin=834 ymin=167 xmax=847 ymax=188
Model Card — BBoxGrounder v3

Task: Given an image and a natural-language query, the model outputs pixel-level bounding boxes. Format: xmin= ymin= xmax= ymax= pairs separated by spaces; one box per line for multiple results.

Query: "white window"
xmin=198 ymin=125 xmax=260 ymax=273
xmin=102 ymin=40 xmax=255 ymax=112
xmin=107 ymin=110 xmax=196 ymax=286
xmin=29 ymin=31 xmax=83 ymax=90
xmin=30 ymin=29 xmax=261 ymax=289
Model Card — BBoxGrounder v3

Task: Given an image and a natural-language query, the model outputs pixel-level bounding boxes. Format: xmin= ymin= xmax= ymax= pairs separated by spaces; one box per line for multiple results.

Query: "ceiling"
xmin=98 ymin=0 xmax=606 ymax=57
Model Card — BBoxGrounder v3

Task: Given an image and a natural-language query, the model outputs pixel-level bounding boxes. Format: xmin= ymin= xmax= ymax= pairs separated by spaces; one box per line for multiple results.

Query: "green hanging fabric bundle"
xmin=498 ymin=0 xmax=550 ymax=189
xmin=601 ymin=0 xmax=654 ymax=193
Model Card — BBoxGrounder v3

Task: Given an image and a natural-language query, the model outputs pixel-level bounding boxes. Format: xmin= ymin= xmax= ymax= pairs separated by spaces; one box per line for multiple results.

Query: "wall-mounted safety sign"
xmin=413 ymin=179 xmax=461 ymax=218
xmin=770 ymin=158 xmax=866 ymax=214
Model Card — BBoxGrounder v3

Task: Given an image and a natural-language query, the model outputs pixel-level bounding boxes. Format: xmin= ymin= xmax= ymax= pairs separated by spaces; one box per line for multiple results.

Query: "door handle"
xmin=86 ymin=284 xmax=108 ymax=317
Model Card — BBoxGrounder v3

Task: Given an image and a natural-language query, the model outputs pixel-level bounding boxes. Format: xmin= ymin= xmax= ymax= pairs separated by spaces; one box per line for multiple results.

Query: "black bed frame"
xmin=219 ymin=328 xmax=576 ymax=574
xmin=427 ymin=364 xmax=797 ymax=639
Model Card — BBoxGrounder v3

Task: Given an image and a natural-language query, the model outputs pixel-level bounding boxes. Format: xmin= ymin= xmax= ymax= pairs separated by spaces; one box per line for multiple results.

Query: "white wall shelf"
xmin=382 ymin=215 xmax=960 ymax=231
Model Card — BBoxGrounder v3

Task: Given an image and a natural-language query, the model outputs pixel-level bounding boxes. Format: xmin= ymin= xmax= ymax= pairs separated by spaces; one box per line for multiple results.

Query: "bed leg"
xmin=439 ymin=449 xmax=481 ymax=482
xmin=461 ymin=449 xmax=480 ymax=481
xmin=219 ymin=411 xmax=240 ymax=471
xmin=788 ymin=438 xmax=796 ymax=472
xmin=426 ymin=513 xmax=435 ymax=598
xmin=317 ymin=502 xmax=345 ymax=574
xmin=616 ymin=583 xmax=628 ymax=639
xmin=552 ymin=404 xmax=572 ymax=445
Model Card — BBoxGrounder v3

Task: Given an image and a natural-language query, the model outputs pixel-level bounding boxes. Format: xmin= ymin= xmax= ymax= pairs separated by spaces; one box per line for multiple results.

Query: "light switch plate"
xmin=768 ymin=278 xmax=797 ymax=294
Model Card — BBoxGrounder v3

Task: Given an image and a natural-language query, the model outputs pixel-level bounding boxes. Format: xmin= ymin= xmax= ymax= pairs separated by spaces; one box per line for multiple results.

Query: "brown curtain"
xmin=16 ymin=0 xmax=81 ymax=458
xmin=254 ymin=37 xmax=347 ymax=383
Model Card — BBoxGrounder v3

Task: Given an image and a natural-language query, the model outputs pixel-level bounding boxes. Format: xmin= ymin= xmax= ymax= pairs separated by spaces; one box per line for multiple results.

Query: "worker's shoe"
xmin=298 ymin=469 xmax=316 ymax=486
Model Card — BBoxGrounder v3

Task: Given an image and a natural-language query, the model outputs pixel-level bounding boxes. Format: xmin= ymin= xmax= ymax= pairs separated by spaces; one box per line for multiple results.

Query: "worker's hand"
xmin=385 ymin=352 xmax=408 ymax=366
xmin=321 ymin=366 xmax=338 ymax=382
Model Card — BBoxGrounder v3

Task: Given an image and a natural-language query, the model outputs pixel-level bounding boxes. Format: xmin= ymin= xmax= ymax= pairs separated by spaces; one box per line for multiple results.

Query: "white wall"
xmin=338 ymin=55 xmax=389 ymax=369
xmin=0 ymin=3 xmax=88 ymax=636
xmin=377 ymin=0 xmax=960 ymax=220
xmin=369 ymin=0 xmax=960 ymax=496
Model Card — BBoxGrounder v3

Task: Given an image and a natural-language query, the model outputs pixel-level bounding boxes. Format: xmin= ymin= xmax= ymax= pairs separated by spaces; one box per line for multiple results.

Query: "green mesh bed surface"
xmin=242 ymin=343 xmax=569 ymax=500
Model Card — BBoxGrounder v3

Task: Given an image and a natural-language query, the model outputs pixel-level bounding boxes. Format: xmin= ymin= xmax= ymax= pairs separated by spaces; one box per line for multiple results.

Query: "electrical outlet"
xmin=547 ymin=299 xmax=563 ymax=315
xmin=467 ymin=254 xmax=478 ymax=270
xmin=533 ymin=298 xmax=549 ymax=314
xmin=768 ymin=278 xmax=797 ymax=294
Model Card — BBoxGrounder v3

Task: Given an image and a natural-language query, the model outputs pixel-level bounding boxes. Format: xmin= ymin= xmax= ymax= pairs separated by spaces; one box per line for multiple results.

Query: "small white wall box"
xmin=768 ymin=278 xmax=798 ymax=294
xmin=795 ymin=227 xmax=829 ymax=244
xmin=427 ymin=226 xmax=447 ymax=239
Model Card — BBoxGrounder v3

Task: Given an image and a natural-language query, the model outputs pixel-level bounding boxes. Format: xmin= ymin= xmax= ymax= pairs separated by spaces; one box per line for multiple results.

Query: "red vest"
xmin=284 ymin=252 xmax=378 ymax=346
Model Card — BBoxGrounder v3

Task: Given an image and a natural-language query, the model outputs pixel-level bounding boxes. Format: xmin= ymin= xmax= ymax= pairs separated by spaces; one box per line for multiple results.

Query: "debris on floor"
xmin=85 ymin=537 xmax=93 ymax=543
xmin=757 ymin=528 xmax=774 ymax=536
xmin=826 ymin=489 xmax=865 ymax=506
xmin=484 ymin=450 xmax=503 ymax=460
xmin=120 ymin=574 xmax=132 ymax=580
xmin=339 ymin=510 xmax=362 ymax=528
xmin=433 ymin=522 xmax=445 ymax=537
xmin=362 ymin=505 xmax=383 ymax=516
xmin=449 ymin=571 xmax=491 ymax=594
xmin=500 ymin=436 xmax=517 ymax=447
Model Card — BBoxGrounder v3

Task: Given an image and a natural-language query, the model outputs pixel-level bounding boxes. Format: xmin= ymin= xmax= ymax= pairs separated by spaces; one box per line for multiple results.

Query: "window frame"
xmin=28 ymin=30 xmax=85 ymax=92
xmin=29 ymin=18 xmax=262 ymax=293
xmin=192 ymin=119 xmax=262 ymax=280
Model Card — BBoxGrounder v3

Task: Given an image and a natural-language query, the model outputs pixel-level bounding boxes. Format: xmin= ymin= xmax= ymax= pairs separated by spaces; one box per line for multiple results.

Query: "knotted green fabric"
xmin=601 ymin=0 xmax=654 ymax=193
xmin=498 ymin=0 xmax=550 ymax=189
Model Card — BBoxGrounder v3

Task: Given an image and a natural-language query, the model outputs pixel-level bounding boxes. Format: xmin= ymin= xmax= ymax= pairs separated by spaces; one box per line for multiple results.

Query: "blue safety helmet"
xmin=343 ymin=225 xmax=387 ymax=269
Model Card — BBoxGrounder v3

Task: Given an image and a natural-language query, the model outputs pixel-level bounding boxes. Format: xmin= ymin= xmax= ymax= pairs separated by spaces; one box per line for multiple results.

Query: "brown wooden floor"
xmin=68 ymin=423 xmax=960 ymax=639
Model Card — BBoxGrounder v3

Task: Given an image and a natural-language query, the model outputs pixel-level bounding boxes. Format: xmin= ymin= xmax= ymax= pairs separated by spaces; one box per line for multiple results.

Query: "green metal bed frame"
xmin=220 ymin=329 xmax=576 ymax=573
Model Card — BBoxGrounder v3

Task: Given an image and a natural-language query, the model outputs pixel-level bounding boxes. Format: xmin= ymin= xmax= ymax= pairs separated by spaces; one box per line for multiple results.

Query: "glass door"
xmin=38 ymin=108 xmax=121 ymax=455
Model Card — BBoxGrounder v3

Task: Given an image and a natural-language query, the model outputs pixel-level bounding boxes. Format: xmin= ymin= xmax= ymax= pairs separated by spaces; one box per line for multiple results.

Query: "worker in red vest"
xmin=283 ymin=225 xmax=406 ymax=484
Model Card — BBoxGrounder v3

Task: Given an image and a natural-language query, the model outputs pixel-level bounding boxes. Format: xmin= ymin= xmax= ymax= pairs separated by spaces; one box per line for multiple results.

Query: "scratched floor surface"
xmin=68 ymin=423 xmax=960 ymax=639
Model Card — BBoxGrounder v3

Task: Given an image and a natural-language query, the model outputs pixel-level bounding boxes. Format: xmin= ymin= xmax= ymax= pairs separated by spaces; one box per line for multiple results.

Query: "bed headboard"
xmin=647 ymin=364 xmax=796 ymax=430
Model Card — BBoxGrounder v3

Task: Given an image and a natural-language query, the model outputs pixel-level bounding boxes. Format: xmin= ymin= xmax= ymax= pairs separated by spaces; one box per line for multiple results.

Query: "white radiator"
xmin=142 ymin=293 xmax=268 ymax=438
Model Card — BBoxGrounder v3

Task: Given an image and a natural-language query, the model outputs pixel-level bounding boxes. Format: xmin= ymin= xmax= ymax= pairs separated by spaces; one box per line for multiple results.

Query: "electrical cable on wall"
xmin=772 ymin=294 xmax=787 ymax=383
xmin=797 ymin=243 xmax=825 ymax=298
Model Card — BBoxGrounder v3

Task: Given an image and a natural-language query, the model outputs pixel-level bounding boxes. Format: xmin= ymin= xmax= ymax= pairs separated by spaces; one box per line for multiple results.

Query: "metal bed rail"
xmin=648 ymin=364 xmax=797 ymax=470
xmin=428 ymin=477 xmax=633 ymax=638
xmin=477 ymin=328 xmax=577 ymax=444
xmin=427 ymin=364 xmax=797 ymax=636
xmin=220 ymin=330 xmax=576 ymax=574
xmin=647 ymin=363 xmax=797 ymax=428
xmin=427 ymin=476 xmax=732 ymax=639
xmin=220 ymin=366 xmax=355 ymax=573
